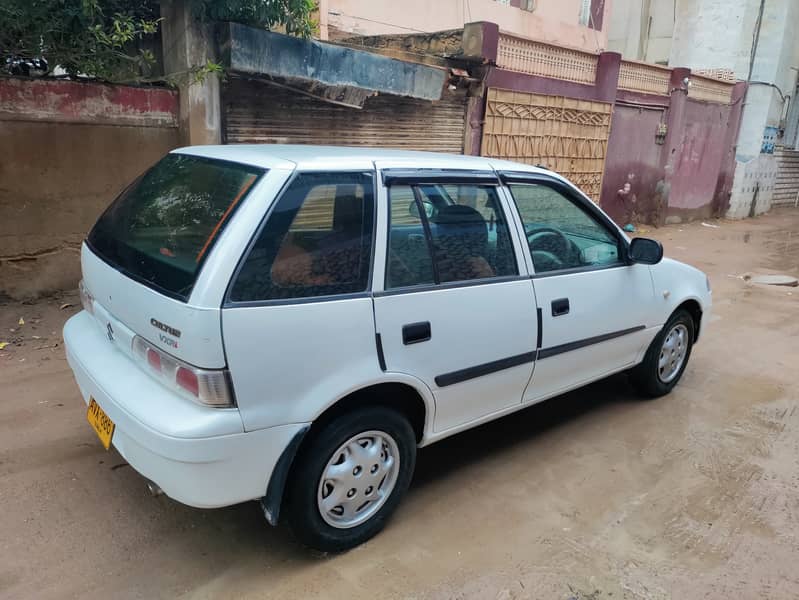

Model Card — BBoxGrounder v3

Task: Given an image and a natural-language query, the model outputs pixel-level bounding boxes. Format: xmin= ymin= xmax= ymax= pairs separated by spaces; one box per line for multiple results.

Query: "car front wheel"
xmin=630 ymin=308 xmax=695 ymax=397
xmin=284 ymin=406 xmax=416 ymax=552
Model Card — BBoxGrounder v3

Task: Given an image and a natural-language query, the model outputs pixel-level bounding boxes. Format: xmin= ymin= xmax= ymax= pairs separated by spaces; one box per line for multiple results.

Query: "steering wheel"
xmin=526 ymin=227 xmax=573 ymax=271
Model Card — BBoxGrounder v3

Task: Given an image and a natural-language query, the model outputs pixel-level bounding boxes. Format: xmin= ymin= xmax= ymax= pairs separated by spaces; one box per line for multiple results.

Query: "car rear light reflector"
xmin=132 ymin=336 xmax=234 ymax=407
xmin=78 ymin=280 xmax=95 ymax=315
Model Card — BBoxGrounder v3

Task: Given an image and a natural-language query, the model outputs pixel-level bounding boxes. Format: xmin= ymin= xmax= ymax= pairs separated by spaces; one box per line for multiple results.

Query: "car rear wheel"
xmin=285 ymin=406 xmax=416 ymax=552
xmin=630 ymin=309 xmax=695 ymax=398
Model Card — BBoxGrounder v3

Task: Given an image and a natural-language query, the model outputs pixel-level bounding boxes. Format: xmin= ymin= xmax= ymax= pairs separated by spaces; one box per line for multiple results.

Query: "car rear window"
xmin=87 ymin=154 xmax=264 ymax=300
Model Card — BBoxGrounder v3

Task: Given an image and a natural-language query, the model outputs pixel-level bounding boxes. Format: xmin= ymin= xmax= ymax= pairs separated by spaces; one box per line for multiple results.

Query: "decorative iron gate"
xmin=481 ymin=88 xmax=613 ymax=201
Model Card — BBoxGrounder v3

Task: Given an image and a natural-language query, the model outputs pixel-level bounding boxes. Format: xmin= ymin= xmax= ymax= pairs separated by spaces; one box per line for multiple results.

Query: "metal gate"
xmin=481 ymin=88 xmax=613 ymax=201
xmin=774 ymin=146 xmax=799 ymax=207
xmin=600 ymin=102 xmax=666 ymax=224
xmin=224 ymin=76 xmax=468 ymax=154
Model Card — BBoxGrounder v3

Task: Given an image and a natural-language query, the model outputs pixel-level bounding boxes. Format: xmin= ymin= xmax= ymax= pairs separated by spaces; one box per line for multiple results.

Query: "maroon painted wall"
xmin=711 ymin=82 xmax=747 ymax=217
xmin=599 ymin=86 xmax=743 ymax=225
xmin=667 ymin=99 xmax=732 ymax=219
xmin=486 ymin=68 xmax=599 ymax=102
xmin=467 ymin=24 xmax=743 ymax=225
xmin=600 ymin=103 xmax=666 ymax=224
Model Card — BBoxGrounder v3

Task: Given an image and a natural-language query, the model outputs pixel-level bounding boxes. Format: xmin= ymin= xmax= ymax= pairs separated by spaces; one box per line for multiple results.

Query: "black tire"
xmin=284 ymin=406 xmax=416 ymax=552
xmin=630 ymin=309 xmax=695 ymax=398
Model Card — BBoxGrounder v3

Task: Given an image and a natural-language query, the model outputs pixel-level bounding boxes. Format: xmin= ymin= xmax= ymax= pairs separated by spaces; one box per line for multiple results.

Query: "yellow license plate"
xmin=87 ymin=397 xmax=115 ymax=450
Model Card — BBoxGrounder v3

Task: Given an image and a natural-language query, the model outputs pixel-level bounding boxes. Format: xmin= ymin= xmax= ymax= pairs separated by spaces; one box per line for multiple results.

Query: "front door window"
xmin=508 ymin=183 xmax=622 ymax=274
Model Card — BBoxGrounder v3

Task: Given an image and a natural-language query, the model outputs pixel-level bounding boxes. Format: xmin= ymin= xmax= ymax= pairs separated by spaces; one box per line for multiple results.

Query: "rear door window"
xmin=386 ymin=183 xmax=517 ymax=288
xmin=386 ymin=186 xmax=436 ymax=289
xmin=87 ymin=153 xmax=264 ymax=300
xmin=230 ymin=172 xmax=375 ymax=302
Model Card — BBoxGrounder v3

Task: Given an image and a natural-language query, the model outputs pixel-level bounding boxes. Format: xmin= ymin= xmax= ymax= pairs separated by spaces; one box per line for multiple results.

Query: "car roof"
xmin=172 ymin=144 xmax=554 ymax=177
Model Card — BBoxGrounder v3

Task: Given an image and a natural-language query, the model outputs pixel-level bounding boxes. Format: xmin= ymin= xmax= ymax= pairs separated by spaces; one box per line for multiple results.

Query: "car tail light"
xmin=176 ymin=367 xmax=199 ymax=397
xmin=132 ymin=336 xmax=235 ymax=407
xmin=78 ymin=280 xmax=95 ymax=315
xmin=146 ymin=348 xmax=162 ymax=372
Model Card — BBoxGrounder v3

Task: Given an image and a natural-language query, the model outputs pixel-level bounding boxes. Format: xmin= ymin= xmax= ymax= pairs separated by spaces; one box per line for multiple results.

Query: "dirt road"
xmin=2 ymin=209 xmax=798 ymax=600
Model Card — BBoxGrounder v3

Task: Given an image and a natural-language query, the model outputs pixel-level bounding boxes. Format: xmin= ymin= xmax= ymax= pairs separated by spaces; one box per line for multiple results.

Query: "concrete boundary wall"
xmin=0 ymin=77 xmax=178 ymax=127
xmin=1 ymin=77 xmax=180 ymax=300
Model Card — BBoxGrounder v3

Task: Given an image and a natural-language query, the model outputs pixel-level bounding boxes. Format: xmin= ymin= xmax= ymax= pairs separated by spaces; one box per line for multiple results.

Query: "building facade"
xmin=318 ymin=0 xmax=612 ymax=53
xmin=673 ymin=0 xmax=799 ymax=217
xmin=608 ymin=0 xmax=799 ymax=217
xmin=607 ymin=0 xmax=674 ymax=64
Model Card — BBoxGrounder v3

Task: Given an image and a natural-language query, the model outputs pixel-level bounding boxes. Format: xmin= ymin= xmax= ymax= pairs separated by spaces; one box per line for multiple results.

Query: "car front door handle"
xmin=402 ymin=321 xmax=431 ymax=345
xmin=551 ymin=298 xmax=570 ymax=317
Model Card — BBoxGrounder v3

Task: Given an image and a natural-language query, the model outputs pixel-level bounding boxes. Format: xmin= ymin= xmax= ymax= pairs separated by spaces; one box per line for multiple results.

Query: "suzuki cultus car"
xmin=65 ymin=146 xmax=711 ymax=551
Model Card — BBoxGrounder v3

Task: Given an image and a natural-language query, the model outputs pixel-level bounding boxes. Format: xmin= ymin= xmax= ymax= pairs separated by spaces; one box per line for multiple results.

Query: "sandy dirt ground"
xmin=1 ymin=209 xmax=799 ymax=600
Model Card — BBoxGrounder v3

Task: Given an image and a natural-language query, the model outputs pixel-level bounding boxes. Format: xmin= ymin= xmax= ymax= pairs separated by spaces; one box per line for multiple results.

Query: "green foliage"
xmin=184 ymin=59 xmax=224 ymax=86
xmin=196 ymin=0 xmax=317 ymax=38
xmin=0 ymin=0 xmax=161 ymax=81
xmin=1 ymin=0 xmax=316 ymax=83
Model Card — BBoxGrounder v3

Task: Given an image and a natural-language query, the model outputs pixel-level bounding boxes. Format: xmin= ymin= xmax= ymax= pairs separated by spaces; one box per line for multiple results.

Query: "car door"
xmin=372 ymin=170 xmax=539 ymax=434
xmin=501 ymin=174 xmax=657 ymax=403
xmin=222 ymin=170 xmax=380 ymax=432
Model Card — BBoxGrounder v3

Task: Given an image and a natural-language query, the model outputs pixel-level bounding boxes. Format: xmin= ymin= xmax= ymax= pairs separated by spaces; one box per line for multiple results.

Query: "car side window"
xmin=230 ymin=172 xmax=374 ymax=302
xmin=508 ymin=183 xmax=622 ymax=274
xmin=386 ymin=183 xmax=517 ymax=289
xmin=386 ymin=186 xmax=436 ymax=289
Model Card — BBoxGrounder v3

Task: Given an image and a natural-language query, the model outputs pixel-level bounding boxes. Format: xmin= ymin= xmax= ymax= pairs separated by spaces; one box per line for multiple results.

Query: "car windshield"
xmin=87 ymin=154 xmax=264 ymax=301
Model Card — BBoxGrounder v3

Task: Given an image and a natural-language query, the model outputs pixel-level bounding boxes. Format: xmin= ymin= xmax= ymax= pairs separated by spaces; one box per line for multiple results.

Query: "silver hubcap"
xmin=658 ymin=323 xmax=689 ymax=383
xmin=317 ymin=431 xmax=400 ymax=529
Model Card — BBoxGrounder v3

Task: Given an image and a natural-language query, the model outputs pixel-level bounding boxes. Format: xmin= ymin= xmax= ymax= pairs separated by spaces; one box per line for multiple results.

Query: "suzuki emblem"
xmin=106 ymin=322 xmax=114 ymax=342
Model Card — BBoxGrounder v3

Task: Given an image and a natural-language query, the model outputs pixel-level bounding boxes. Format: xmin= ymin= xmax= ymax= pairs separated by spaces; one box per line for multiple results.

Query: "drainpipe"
xmin=747 ymin=0 xmax=766 ymax=83
xmin=639 ymin=0 xmax=652 ymax=61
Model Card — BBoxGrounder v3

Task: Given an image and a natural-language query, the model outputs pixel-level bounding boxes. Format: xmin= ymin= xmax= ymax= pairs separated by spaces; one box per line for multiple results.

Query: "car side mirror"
xmin=629 ymin=237 xmax=663 ymax=265
xmin=409 ymin=200 xmax=436 ymax=220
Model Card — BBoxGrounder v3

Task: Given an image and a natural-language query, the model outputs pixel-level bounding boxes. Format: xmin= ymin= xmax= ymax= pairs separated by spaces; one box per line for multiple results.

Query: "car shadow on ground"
xmin=412 ymin=373 xmax=638 ymax=489
xmin=259 ymin=373 xmax=639 ymax=556
xmin=121 ymin=372 xmax=641 ymax=572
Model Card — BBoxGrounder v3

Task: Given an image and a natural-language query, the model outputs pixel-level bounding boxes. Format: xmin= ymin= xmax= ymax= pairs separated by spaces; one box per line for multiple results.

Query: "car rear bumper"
xmin=64 ymin=311 xmax=307 ymax=508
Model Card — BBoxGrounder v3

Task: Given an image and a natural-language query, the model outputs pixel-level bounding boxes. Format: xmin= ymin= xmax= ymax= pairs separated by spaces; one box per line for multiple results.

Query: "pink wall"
xmin=325 ymin=0 xmax=611 ymax=52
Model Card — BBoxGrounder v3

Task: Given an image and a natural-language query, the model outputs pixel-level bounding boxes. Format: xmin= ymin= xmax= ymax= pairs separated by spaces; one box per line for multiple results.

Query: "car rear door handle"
xmin=551 ymin=298 xmax=570 ymax=317
xmin=402 ymin=321 xmax=431 ymax=345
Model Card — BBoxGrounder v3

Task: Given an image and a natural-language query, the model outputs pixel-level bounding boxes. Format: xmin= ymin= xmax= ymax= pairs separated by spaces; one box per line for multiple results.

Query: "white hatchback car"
xmin=64 ymin=145 xmax=711 ymax=551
